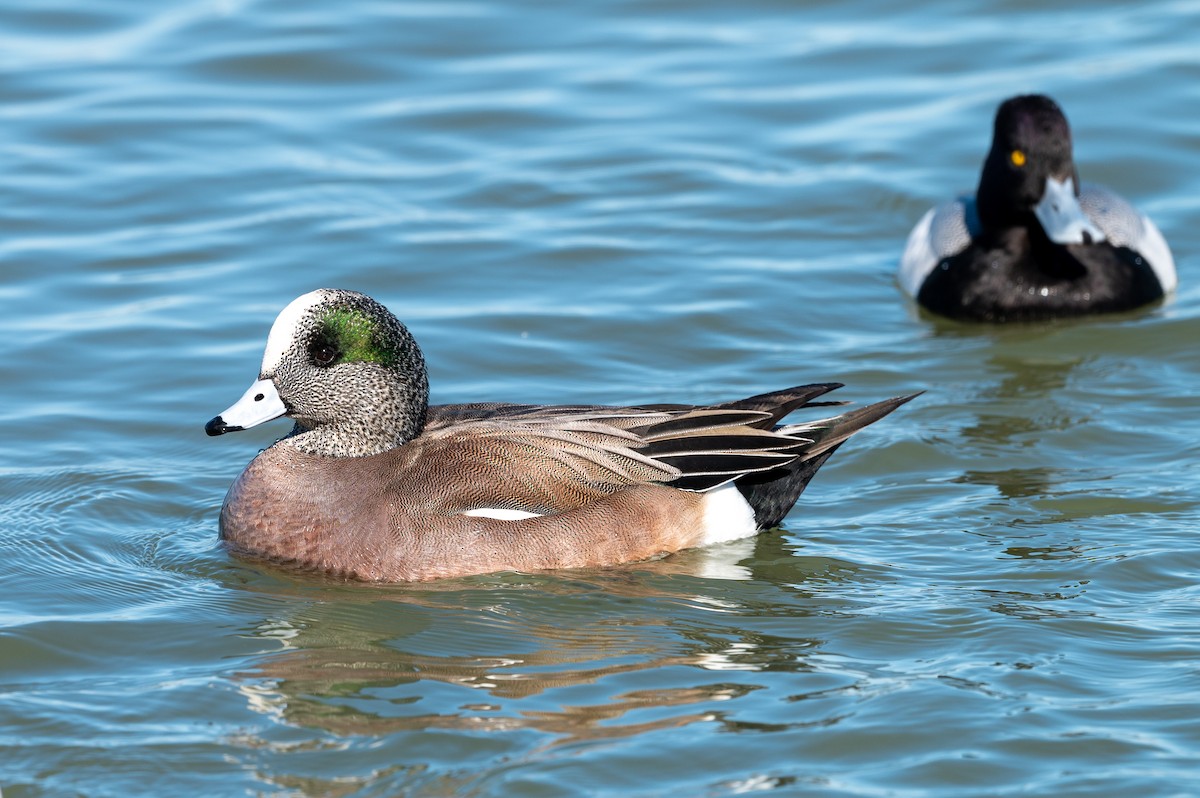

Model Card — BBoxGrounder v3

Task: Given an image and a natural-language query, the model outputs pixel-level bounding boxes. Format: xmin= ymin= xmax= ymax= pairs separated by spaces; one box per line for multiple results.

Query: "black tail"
xmin=736 ymin=393 xmax=920 ymax=528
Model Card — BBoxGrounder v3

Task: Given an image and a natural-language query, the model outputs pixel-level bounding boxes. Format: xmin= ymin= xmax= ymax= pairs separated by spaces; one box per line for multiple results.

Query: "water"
xmin=3 ymin=0 xmax=1199 ymax=795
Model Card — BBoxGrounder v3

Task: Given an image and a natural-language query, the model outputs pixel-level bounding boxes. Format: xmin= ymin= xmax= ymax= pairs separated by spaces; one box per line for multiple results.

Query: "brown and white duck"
xmin=206 ymin=289 xmax=916 ymax=581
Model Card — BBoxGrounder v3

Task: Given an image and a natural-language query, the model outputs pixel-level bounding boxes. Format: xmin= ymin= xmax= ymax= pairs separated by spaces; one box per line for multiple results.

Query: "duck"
xmin=205 ymin=288 xmax=916 ymax=582
xmin=898 ymin=94 xmax=1176 ymax=322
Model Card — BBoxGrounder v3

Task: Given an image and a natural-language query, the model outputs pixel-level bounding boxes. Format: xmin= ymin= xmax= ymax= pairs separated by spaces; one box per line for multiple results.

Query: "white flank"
xmin=897 ymin=207 xmax=937 ymax=297
xmin=261 ymin=289 xmax=330 ymax=374
xmin=461 ymin=507 xmax=543 ymax=521
xmin=700 ymin=483 xmax=758 ymax=546
xmin=1139 ymin=213 xmax=1178 ymax=294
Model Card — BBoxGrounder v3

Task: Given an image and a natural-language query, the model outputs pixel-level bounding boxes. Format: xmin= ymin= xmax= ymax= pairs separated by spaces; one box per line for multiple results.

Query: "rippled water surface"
xmin=3 ymin=1 xmax=1200 ymax=795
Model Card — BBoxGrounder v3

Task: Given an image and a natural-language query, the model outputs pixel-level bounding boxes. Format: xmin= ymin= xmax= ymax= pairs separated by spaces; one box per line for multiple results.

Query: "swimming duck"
xmin=206 ymin=289 xmax=916 ymax=581
xmin=898 ymin=94 xmax=1175 ymax=322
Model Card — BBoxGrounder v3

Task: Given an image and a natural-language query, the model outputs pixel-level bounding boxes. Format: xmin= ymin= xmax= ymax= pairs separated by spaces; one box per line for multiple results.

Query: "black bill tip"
xmin=205 ymin=416 xmax=242 ymax=437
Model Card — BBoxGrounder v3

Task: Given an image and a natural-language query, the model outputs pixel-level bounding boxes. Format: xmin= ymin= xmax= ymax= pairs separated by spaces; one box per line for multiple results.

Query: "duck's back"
xmin=1078 ymin=183 xmax=1176 ymax=293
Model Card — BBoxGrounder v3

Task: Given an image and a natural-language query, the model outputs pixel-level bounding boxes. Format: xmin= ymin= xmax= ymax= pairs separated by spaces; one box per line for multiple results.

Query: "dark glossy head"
xmin=977 ymin=95 xmax=1080 ymax=232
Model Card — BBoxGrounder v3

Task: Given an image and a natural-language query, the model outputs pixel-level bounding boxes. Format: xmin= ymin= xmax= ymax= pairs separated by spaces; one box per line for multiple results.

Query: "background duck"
xmin=898 ymin=94 xmax=1176 ymax=322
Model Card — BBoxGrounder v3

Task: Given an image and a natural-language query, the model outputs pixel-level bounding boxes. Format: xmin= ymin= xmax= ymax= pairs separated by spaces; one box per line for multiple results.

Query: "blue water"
xmin=3 ymin=1 xmax=1200 ymax=795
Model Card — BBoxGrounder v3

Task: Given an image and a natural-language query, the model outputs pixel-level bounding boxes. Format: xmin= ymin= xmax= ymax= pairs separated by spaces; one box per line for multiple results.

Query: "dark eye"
xmin=311 ymin=343 xmax=339 ymax=367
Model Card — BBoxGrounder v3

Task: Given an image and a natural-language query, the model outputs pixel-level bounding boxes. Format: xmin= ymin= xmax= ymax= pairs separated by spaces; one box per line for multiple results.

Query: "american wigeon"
xmin=206 ymin=289 xmax=916 ymax=581
xmin=899 ymin=94 xmax=1176 ymax=322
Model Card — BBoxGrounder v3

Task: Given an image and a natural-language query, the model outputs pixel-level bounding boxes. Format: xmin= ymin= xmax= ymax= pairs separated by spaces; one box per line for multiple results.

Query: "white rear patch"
xmin=261 ymin=289 xmax=330 ymax=374
xmin=700 ymin=483 xmax=758 ymax=546
xmin=461 ymin=507 xmax=543 ymax=521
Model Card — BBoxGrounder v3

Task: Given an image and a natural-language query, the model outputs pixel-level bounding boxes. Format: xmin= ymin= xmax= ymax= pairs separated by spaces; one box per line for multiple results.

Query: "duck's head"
xmin=977 ymin=94 xmax=1105 ymax=246
xmin=206 ymin=289 xmax=429 ymax=457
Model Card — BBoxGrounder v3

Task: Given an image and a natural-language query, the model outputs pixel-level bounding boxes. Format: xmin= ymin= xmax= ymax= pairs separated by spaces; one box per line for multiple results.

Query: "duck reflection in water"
xmin=228 ymin=534 xmax=856 ymax=746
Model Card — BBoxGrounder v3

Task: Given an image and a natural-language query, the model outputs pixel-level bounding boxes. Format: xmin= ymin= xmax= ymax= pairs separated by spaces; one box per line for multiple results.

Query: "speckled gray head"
xmin=205 ymin=289 xmax=429 ymax=458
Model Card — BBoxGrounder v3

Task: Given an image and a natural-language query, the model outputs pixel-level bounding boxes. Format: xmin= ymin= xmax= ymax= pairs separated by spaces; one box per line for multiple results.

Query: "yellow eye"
xmin=1010 ymin=149 xmax=1026 ymax=167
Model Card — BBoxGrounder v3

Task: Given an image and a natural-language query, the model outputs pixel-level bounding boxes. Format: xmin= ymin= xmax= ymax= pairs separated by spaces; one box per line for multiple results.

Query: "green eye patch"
xmin=316 ymin=307 xmax=397 ymax=367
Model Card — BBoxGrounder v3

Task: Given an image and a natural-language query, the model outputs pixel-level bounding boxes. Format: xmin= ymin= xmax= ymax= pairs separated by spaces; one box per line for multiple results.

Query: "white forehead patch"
xmin=260 ymin=289 xmax=332 ymax=375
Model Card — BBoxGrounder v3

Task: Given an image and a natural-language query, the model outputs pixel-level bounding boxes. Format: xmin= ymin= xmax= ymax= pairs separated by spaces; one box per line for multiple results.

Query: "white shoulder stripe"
xmin=461 ymin=507 xmax=544 ymax=521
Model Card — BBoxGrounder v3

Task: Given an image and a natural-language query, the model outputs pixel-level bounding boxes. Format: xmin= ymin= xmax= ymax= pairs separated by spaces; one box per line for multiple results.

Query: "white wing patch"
xmin=460 ymin=507 xmax=544 ymax=521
